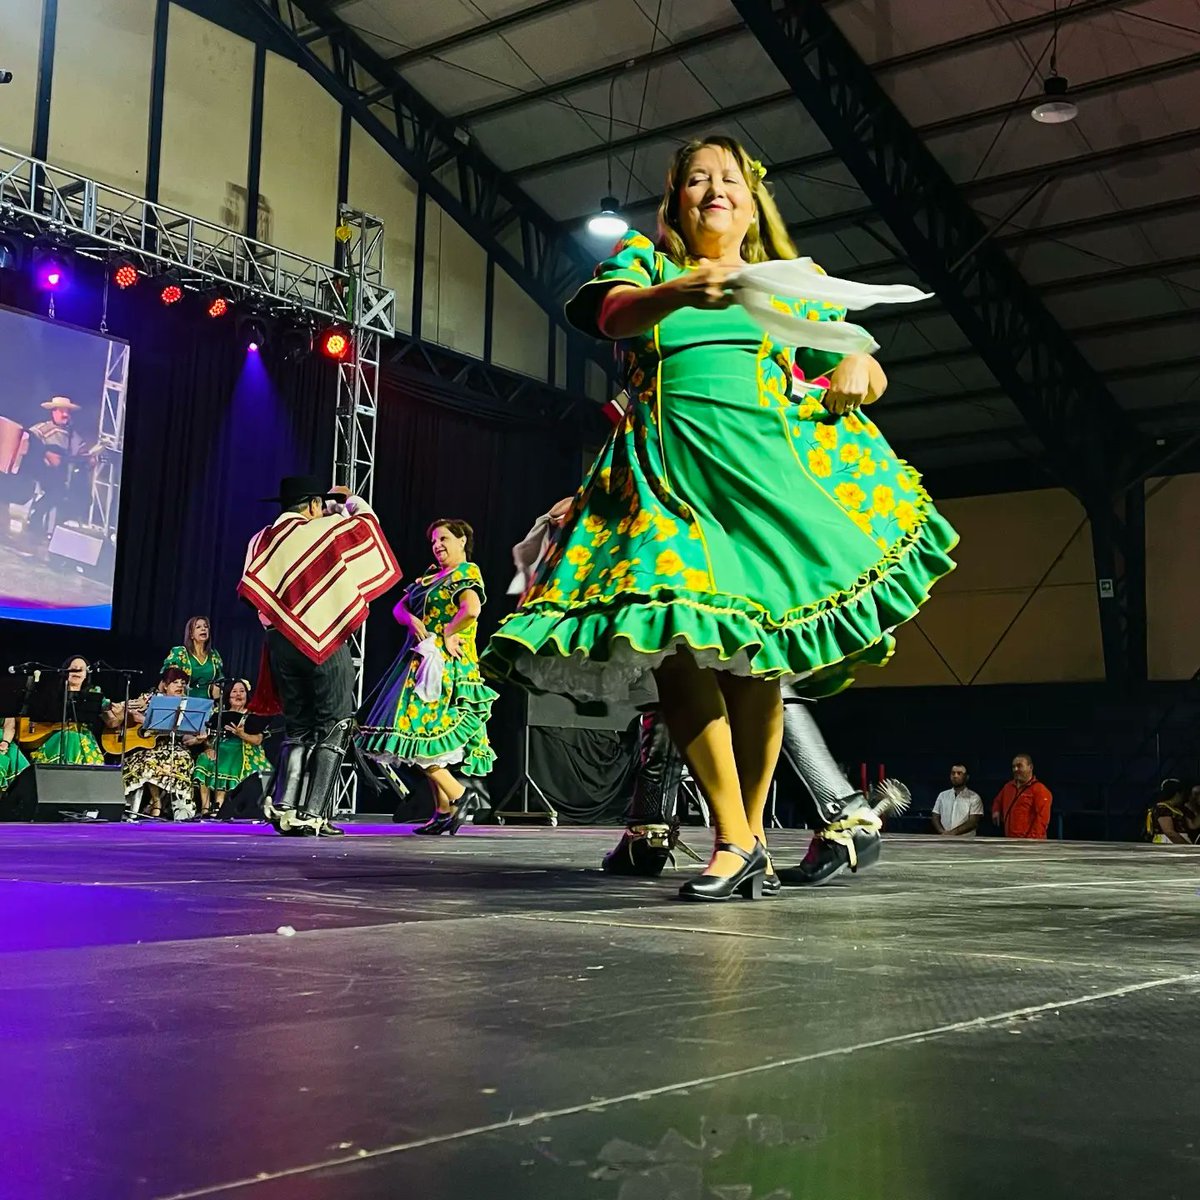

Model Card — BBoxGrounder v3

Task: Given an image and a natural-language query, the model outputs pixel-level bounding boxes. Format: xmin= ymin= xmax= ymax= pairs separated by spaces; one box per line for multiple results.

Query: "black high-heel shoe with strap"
xmin=677 ymin=841 xmax=768 ymax=902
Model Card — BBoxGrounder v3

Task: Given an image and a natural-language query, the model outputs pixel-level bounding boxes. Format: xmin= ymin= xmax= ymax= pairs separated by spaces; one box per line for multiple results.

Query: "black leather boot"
xmin=264 ymin=739 xmax=311 ymax=833
xmin=771 ymin=698 xmax=909 ymax=886
xmin=283 ymin=720 xmax=352 ymax=837
xmin=602 ymin=711 xmax=684 ymax=877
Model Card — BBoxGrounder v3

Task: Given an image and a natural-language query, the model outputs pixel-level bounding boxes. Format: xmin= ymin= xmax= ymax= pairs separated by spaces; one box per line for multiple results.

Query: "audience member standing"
xmin=991 ymin=754 xmax=1053 ymax=839
xmin=931 ymin=763 xmax=983 ymax=836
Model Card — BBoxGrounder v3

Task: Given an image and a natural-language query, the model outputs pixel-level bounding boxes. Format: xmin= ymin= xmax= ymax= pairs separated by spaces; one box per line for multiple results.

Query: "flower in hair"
xmin=749 ymin=158 xmax=767 ymax=181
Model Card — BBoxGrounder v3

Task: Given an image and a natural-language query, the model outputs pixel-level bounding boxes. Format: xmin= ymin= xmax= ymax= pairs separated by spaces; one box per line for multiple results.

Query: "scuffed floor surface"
xmin=1 ymin=822 xmax=1198 ymax=1200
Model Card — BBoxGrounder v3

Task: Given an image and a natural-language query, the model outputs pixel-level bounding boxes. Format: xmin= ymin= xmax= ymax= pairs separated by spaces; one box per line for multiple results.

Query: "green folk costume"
xmin=194 ymin=719 xmax=270 ymax=791
xmin=0 ymin=740 xmax=31 ymax=791
xmin=162 ymin=645 xmax=224 ymax=698
xmin=29 ymin=687 xmax=107 ymax=765
xmin=361 ymin=561 xmax=497 ymax=775
xmin=482 ymin=231 xmax=958 ymax=701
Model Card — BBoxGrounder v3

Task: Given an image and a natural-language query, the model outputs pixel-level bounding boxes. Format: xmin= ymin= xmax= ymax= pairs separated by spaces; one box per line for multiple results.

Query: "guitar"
xmin=100 ymin=726 xmax=159 ymax=756
xmin=15 ymin=718 xmax=61 ymax=749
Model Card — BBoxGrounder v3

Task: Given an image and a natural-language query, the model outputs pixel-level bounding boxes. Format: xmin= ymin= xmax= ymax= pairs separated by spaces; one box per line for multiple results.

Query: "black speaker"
xmin=0 ymin=764 xmax=125 ymax=822
xmin=212 ymin=772 xmax=265 ymax=820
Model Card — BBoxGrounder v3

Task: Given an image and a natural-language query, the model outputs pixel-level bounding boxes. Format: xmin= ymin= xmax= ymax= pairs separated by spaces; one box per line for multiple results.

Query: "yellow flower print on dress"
xmin=655 ymin=549 xmax=684 ymax=576
xmin=597 ymin=467 xmax=612 ymax=492
xmin=843 ymin=413 xmax=865 ymax=434
xmin=835 ymin=482 xmax=866 ymax=510
xmin=897 ymin=469 xmax=915 ymax=493
xmin=865 ymin=420 xmax=880 ymax=438
xmin=629 ymin=509 xmax=654 ymax=538
xmin=683 ymin=568 xmax=710 ymax=591
xmin=583 ymin=515 xmax=605 ymax=535
xmin=849 ymin=510 xmax=873 ymax=536
xmin=857 ymin=454 xmax=877 ymax=477
xmin=808 ymin=448 xmax=833 ymax=478
xmin=566 ymin=545 xmax=590 ymax=567
xmin=653 ymin=514 xmax=679 ymax=541
xmin=894 ymin=500 xmax=919 ymax=533
xmin=840 ymin=444 xmax=862 ymax=464
xmin=814 ymin=422 xmax=838 ymax=450
xmin=873 ymin=485 xmax=895 ymax=516
xmin=617 ymin=516 xmax=632 ymax=534
xmin=591 ymin=528 xmax=612 ymax=548
xmin=584 ymin=584 xmax=602 ymax=600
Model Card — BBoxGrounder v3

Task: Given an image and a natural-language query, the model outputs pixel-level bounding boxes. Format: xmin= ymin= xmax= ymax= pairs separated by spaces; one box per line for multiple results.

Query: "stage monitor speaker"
xmin=0 ymin=764 xmax=125 ymax=822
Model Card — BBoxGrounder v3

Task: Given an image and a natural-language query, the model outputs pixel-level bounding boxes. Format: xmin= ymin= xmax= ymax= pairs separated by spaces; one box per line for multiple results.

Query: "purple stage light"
xmin=248 ymin=341 xmax=259 ymax=352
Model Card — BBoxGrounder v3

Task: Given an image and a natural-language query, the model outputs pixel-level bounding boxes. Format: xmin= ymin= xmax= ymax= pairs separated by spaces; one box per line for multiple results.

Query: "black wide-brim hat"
xmin=261 ymin=474 xmax=342 ymax=506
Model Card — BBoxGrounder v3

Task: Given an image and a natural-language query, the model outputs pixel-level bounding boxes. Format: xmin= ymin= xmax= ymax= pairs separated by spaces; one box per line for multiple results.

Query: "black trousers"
xmin=267 ymin=631 xmax=355 ymax=741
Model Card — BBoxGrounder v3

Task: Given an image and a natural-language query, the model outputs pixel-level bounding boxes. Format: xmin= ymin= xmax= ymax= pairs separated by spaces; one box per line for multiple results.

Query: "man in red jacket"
xmin=992 ymin=754 xmax=1053 ymax=838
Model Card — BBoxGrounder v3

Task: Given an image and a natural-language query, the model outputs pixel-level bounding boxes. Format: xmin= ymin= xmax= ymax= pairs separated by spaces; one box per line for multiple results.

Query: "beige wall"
xmin=49 ymin=0 xmax=155 ymax=197
xmin=491 ymin=267 xmax=548 ymax=379
xmin=258 ymin=51 xmax=340 ymax=261
xmin=1146 ymin=473 xmax=1200 ymax=681
xmin=158 ymin=6 xmax=254 ymax=227
xmin=0 ymin=0 xmax=42 ymax=155
xmin=422 ymin=199 xmax=487 ymax=359
xmin=347 ymin=121 xmax=418 ymax=334
xmin=860 ymin=487 xmax=1106 ymax=687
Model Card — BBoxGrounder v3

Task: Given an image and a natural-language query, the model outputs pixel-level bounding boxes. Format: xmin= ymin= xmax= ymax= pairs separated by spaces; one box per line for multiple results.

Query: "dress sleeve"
xmin=789 ymin=261 xmax=852 ymax=384
xmin=212 ymin=650 xmax=224 ymax=681
xmin=564 ymin=231 xmax=661 ymax=339
xmin=449 ymin=562 xmax=486 ymax=607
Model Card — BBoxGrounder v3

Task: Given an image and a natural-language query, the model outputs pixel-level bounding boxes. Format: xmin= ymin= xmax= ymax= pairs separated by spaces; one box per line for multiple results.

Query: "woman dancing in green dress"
xmin=362 ymin=520 xmax=497 ymax=834
xmin=483 ymin=136 xmax=957 ymax=901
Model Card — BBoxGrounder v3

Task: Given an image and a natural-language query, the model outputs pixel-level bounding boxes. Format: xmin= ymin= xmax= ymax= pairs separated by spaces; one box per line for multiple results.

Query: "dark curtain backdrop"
xmin=0 ymin=261 xmax=335 ymax=684
xmin=363 ymin=373 xmax=587 ymax=805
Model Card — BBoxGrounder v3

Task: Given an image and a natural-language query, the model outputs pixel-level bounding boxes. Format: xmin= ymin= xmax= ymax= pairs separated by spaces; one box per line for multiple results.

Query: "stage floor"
xmin=1 ymin=823 xmax=1198 ymax=1200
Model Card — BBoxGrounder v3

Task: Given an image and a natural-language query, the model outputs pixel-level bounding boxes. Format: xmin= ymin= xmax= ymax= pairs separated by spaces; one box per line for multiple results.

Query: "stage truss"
xmin=1 ymin=144 xmax=396 ymax=812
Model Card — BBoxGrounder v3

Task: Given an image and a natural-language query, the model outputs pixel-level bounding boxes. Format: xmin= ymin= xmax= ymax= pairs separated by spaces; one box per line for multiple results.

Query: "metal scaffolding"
xmin=1 ymin=144 xmax=397 ymax=807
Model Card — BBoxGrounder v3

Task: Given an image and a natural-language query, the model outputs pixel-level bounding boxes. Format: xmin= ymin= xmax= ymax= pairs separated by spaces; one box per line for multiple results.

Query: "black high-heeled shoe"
xmin=413 ymin=810 xmax=455 ymax=836
xmin=757 ymin=840 xmax=781 ymax=897
xmin=678 ymin=841 xmax=767 ymax=902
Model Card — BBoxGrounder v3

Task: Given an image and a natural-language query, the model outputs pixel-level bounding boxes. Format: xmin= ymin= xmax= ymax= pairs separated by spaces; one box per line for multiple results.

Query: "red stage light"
xmin=113 ymin=262 xmax=139 ymax=289
xmin=160 ymin=283 xmax=183 ymax=305
xmin=207 ymin=296 xmax=229 ymax=318
xmin=320 ymin=328 xmax=351 ymax=360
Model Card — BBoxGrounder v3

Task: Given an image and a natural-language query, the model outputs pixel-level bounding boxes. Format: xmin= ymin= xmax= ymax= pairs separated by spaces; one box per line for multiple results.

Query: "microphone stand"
xmin=93 ymin=664 xmax=142 ymax=780
xmin=209 ymin=676 xmax=227 ymax=819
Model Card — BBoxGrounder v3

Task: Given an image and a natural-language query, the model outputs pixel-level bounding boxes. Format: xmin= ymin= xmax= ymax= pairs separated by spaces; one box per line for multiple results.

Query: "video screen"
xmin=0 ymin=305 xmax=128 ymax=629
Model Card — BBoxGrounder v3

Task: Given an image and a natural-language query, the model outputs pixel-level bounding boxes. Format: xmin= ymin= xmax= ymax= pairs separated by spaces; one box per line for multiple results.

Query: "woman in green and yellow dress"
xmin=362 ymin=519 xmax=497 ymax=835
xmin=29 ymin=656 xmax=115 ymax=766
xmin=193 ymin=679 xmax=269 ymax=817
xmin=482 ymin=136 xmax=957 ymax=901
xmin=0 ymin=716 xmax=31 ymax=796
xmin=163 ymin=616 xmax=224 ymax=699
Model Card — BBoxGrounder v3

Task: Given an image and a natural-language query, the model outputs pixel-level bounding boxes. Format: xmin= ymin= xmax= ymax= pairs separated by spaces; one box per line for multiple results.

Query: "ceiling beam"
xmin=386 ymin=0 xmax=591 ymax=70
xmin=456 ymin=21 xmax=748 ymax=124
xmin=516 ymin=0 xmax=1138 ymax=183
xmin=883 ymin=307 xmax=1200 ymax=373
xmin=577 ymin=48 xmax=1200 ymax=226
xmin=787 ymin=127 xmax=1200 ymax=240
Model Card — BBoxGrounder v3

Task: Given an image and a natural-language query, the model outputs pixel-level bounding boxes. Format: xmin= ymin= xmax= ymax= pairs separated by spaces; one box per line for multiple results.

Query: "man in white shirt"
xmin=931 ymin=764 xmax=984 ymax=836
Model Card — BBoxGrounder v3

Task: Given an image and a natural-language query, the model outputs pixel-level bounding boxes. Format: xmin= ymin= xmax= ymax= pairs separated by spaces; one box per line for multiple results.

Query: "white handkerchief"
xmin=730 ymin=258 xmax=933 ymax=311
xmin=413 ymin=636 xmax=445 ymax=703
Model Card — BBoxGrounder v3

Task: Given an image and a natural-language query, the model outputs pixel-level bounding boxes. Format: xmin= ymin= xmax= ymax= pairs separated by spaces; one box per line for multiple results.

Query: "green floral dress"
xmin=29 ymin=688 xmax=107 ymax=765
xmin=194 ymin=713 xmax=270 ymax=790
xmin=482 ymin=231 xmax=958 ymax=701
xmin=162 ymin=646 xmax=224 ymax=698
xmin=1 ymin=739 xmax=31 ymax=791
xmin=361 ymin=562 xmax=497 ymax=774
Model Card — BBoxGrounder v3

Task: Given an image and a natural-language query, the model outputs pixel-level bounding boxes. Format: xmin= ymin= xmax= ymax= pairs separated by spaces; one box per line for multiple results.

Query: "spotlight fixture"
xmin=237 ymin=312 xmax=270 ymax=351
xmin=157 ymin=273 xmax=184 ymax=305
xmin=32 ymin=241 xmax=68 ymax=291
xmin=319 ymin=324 xmax=352 ymax=361
xmin=111 ymin=259 xmax=140 ymax=289
xmin=203 ymin=288 xmax=233 ymax=318
xmin=587 ymin=196 xmax=628 ymax=240
xmin=1032 ymin=2 xmax=1078 ymax=125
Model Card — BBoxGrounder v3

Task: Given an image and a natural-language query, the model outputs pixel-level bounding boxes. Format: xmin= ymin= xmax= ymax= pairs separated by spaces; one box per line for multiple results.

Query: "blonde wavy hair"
xmin=656 ymin=135 xmax=796 ymax=267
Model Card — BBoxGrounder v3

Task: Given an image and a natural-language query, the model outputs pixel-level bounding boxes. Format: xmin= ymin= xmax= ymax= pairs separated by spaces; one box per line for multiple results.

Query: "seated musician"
xmin=122 ymin=669 xmax=200 ymax=821
xmin=27 ymin=656 xmax=121 ymax=765
xmin=0 ymin=715 xmax=32 ymax=798
xmin=193 ymin=679 xmax=270 ymax=817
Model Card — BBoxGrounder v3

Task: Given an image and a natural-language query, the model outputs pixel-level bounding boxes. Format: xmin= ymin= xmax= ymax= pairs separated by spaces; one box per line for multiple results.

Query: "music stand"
xmin=143 ymin=695 xmax=212 ymax=747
